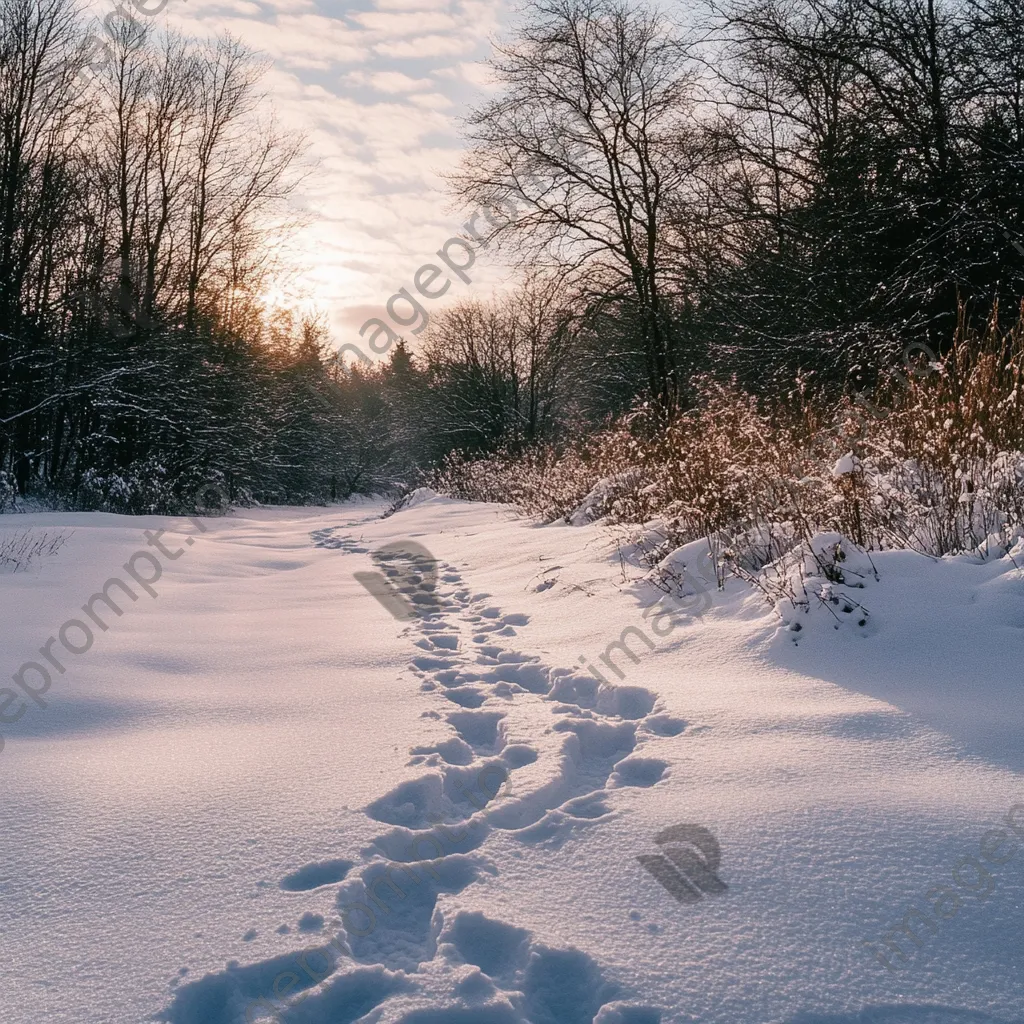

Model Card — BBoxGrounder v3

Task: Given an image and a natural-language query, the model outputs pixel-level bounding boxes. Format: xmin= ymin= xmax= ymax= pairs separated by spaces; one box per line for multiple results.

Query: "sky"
xmin=96 ymin=0 xmax=518 ymax=356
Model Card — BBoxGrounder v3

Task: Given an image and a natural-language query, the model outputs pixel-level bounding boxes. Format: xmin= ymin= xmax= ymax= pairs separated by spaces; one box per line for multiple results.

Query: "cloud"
xmin=437 ymin=59 xmax=500 ymax=89
xmin=374 ymin=33 xmax=481 ymax=59
xmin=159 ymin=0 xmax=509 ymax=352
xmin=409 ymin=92 xmax=454 ymax=109
xmin=343 ymin=70 xmax=435 ymax=93
xmin=353 ymin=10 xmax=461 ymax=36
xmin=374 ymin=0 xmax=457 ymax=9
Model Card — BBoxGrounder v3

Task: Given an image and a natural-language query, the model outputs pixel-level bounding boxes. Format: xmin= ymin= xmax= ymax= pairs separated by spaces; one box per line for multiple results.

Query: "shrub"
xmin=430 ymin=305 xmax=1024 ymax=571
xmin=0 ymin=471 xmax=15 ymax=513
xmin=0 ymin=529 xmax=71 ymax=572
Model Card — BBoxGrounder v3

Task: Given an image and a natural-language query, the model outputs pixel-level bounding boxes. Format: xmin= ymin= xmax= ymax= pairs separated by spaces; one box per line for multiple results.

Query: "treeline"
xmin=411 ymin=0 xmax=1024 ymax=431
xmin=0 ymin=0 xmax=359 ymax=512
xmin=6 ymin=0 xmax=1024 ymax=516
xmin=320 ymin=273 xmax=581 ymax=492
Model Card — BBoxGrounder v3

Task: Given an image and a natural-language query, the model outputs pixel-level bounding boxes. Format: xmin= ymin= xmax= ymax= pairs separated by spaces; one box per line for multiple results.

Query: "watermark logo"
xmin=67 ymin=274 xmax=157 ymax=338
xmin=637 ymin=823 xmax=728 ymax=904
xmin=354 ymin=540 xmax=440 ymax=620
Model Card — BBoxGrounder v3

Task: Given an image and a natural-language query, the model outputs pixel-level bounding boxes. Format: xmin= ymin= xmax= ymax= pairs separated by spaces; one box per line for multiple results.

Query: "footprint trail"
xmin=159 ymin=525 xmax=678 ymax=1024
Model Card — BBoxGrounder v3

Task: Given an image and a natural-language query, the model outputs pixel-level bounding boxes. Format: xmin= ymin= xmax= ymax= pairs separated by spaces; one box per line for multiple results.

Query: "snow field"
xmin=1 ymin=496 xmax=1022 ymax=1023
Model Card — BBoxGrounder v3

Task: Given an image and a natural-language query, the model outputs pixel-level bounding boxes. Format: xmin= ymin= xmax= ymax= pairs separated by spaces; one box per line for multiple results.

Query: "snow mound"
xmin=402 ymin=486 xmax=439 ymax=508
xmin=831 ymin=450 xmax=861 ymax=478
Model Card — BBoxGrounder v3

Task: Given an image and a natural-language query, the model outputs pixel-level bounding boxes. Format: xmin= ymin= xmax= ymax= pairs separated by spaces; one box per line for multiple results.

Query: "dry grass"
xmin=0 ymin=529 xmax=71 ymax=573
xmin=430 ymin=304 xmax=1024 ymax=572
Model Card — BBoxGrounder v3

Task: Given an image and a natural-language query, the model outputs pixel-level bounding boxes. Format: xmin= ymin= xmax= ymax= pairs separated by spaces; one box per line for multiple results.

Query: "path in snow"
xmin=159 ymin=524 xmax=675 ymax=1023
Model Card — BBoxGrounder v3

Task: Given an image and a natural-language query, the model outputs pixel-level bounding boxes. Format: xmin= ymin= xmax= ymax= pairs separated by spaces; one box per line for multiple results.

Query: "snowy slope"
xmin=0 ymin=497 xmax=1021 ymax=1024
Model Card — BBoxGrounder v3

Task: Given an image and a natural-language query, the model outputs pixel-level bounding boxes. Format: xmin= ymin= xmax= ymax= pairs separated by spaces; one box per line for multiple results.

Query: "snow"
xmin=1 ymin=500 xmax=1022 ymax=1023
xmin=831 ymin=451 xmax=859 ymax=478
xmin=402 ymin=487 xmax=442 ymax=509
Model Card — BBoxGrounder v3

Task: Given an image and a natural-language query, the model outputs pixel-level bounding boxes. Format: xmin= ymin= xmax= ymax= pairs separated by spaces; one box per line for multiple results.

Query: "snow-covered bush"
xmin=430 ymin=442 xmax=603 ymax=521
xmin=430 ymin=310 xmax=1024 ymax=571
xmin=74 ymin=461 xmax=241 ymax=516
xmin=0 ymin=471 xmax=15 ymax=512
xmin=174 ymin=466 xmax=233 ymax=515
xmin=833 ymin=311 xmax=1024 ymax=555
xmin=569 ymin=469 xmax=652 ymax=525
xmin=77 ymin=458 xmax=178 ymax=515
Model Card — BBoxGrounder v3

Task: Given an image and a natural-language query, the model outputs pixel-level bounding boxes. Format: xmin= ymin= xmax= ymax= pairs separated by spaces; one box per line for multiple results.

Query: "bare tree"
xmin=421 ymin=272 xmax=578 ymax=450
xmin=185 ymin=34 xmax=304 ymax=329
xmin=451 ymin=0 xmax=701 ymax=412
xmin=0 ymin=0 xmax=89 ymax=486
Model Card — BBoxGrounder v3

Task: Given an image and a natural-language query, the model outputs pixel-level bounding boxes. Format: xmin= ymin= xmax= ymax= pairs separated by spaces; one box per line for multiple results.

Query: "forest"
xmin=3 ymin=0 xmax=1024 ymax=560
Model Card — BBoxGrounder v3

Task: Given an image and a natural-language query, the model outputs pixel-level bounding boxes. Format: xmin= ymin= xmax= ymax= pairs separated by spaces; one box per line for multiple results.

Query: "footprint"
xmin=446 ymin=912 xmax=530 ymax=981
xmin=442 ymin=761 xmax=512 ymax=814
xmin=595 ymin=685 xmax=657 ymax=720
xmin=165 ymin=532 xmax=681 ymax=1024
xmin=609 ymin=758 xmax=669 ymax=788
xmin=548 ymin=673 xmax=600 ymax=709
xmin=365 ymin=775 xmax=444 ymax=828
xmin=478 ymin=663 xmax=551 ymax=694
xmin=272 ymin=966 xmax=414 ymax=1024
xmin=522 ymin=945 xmax=621 ymax=1024
xmin=446 ymin=711 xmax=505 ymax=752
xmin=644 ymin=715 xmax=687 ymax=737
xmin=156 ymin=948 xmax=348 ymax=1022
xmin=429 ymin=634 xmax=460 ymax=651
xmin=442 ymin=687 xmax=487 ymax=708
xmin=338 ymin=855 xmax=485 ymax=970
xmin=280 ymin=858 xmax=354 ymax=892
xmin=554 ymin=718 xmax=636 ymax=762
xmin=501 ymin=744 xmax=538 ymax=768
xmin=412 ymin=656 xmax=455 ymax=671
